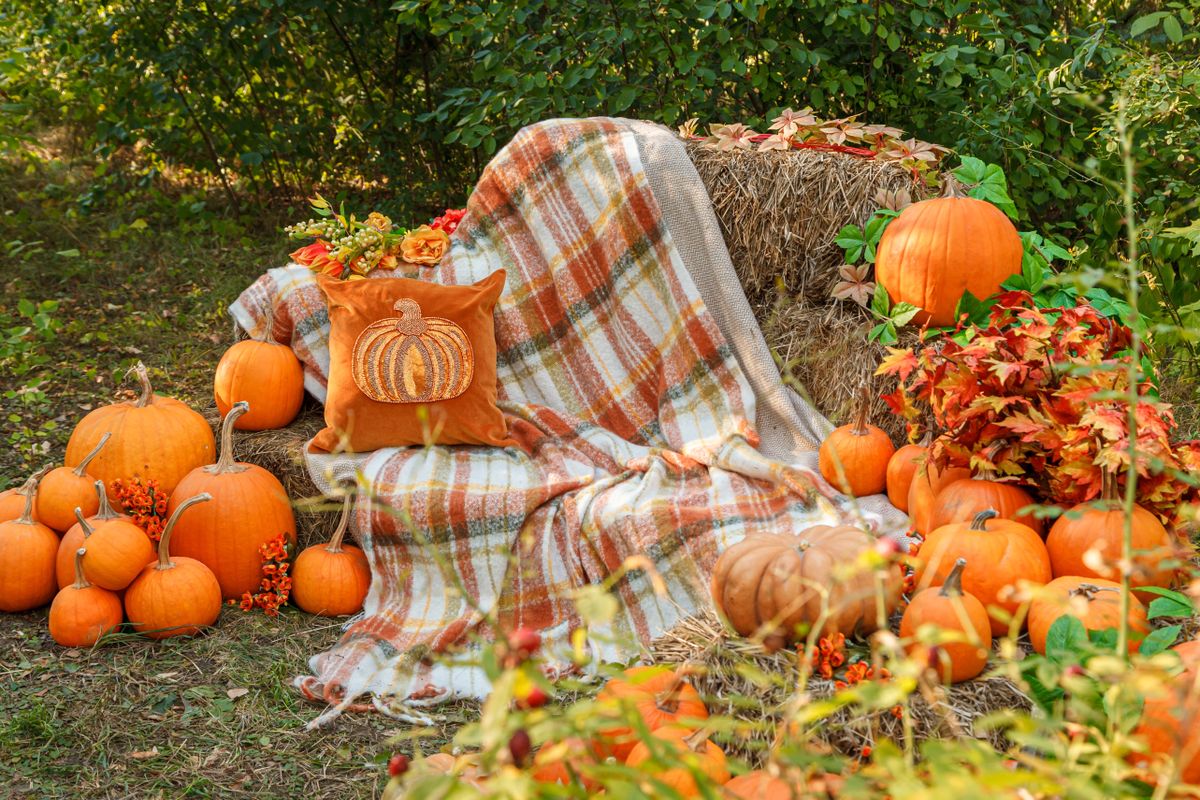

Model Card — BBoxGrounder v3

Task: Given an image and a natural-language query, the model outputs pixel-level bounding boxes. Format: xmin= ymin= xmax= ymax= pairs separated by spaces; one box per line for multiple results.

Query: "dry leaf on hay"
xmin=830 ymin=264 xmax=876 ymax=307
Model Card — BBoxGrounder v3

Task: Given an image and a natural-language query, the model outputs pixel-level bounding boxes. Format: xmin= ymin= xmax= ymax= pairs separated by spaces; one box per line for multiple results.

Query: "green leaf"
xmin=1130 ymin=12 xmax=1166 ymax=37
xmin=1139 ymin=625 xmax=1181 ymax=656
xmin=55 ymin=249 xmax=81 ymax=258
xmin=890 ymin=302 xmax=921 ymax=327
xmin=1162 ymin=15 xmax=1183 ymax=43
xmin=954 ymin=289 xmax=990 ymax=326
xmin=1144 ymin=588 xmax=1196 ymax=619
xmin=1088 ymin=627 xmax=1119 ymax=651
xmin=17 ymin=298 xmax=35 ymax=317
xmin=871 ymin=284 xmax=892 ymax=318
xmin=1045 ymin=615 xmax=1088 ymax=661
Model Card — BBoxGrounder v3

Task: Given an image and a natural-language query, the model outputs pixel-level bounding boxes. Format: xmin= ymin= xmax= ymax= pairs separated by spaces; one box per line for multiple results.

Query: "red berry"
xmin=387 ymin=753 xmax=410 ymax=777
xmin=508 ymin=729 xmax=532 ymax=767
xmin=1062 ymin=665 xmax=1085 ymax=679
xmin=507 ymin=627 xmax=541 ymax=659
xmin=517 ymin=686 xmax=550 ymax=709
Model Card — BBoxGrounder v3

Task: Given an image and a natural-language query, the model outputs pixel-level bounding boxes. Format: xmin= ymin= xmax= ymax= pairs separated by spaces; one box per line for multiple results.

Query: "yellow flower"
xmin=400 ymin=225 xmax=450 ymax=266
xmin=365 ymin=212 xmax=393 ymax=233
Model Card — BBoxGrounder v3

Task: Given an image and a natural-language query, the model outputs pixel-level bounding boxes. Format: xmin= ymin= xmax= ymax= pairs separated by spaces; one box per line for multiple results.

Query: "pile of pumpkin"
xmin=0 ymin=353 xmax=371 ymax=645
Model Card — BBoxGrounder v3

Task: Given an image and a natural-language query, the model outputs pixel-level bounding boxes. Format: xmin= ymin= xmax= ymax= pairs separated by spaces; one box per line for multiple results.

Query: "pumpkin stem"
xmin=393 ymin=298 xmax=428 ymax=336
xmin=1071 ymin=583 xmax=1117 ymax=600
xmin=93 ymin=479 xmax=121 ymax=522
xmin=939 ymin=558 xmax=967 ymax=598
xmin=129 ymin=362 xmax=154 ymax=408
xmin=940 ymin=173 xmax=968 ymax=199
xmin=654 ymin=664 xmax=697 ymax=713
xmin=156 ymin=493 xmax=212 ymax=570
xmin=74 ymin=507 xmax=95 ymax=538
xmin=72 ymin=431 xmax=111 ymax=477
xmin=682 ymin=727 xmax=710 ymax=753
xmin=13 ymin=464 xmax=52 ymax=503
xmin=850 ymin=387 xmax=872 ymax=436
xmin=15 ymin=479 xmax=37 ymax=525
xmin=209 ymin=402 xmax=249 ymax=474
xmin=72 ymin=547 xmax=92 ymax=590
xmin=969 ymin=509 xmax=999 ymax=531
xmin=1100 ymin=469 xmax=1119 ymax=504
xmin=916 ymin=430 xmax=933 ymax=447
xmin=325 ymin=493 xmax=354 ymax=554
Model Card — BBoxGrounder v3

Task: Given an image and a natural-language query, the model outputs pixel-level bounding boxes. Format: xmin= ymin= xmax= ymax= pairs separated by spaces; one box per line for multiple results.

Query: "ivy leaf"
xmin=890 ymin=302 xmax=921 ymax=327
xmin=1088 ymin=627 xmax=1119 ymax=651
xmin=836 ymin=224 xmax=868 ymax=263
xmin=1139 ymin=625 xmax=1181 ymax=656
xmin=871 ymin=283 xmax=892 ymax=318
xmin=1143 ymin=587 xmax=1196 ymax=619
xmin=953 ymin=157 xmax=1018 ymax=219
xmin=868 ymin=321 xmax=899 ymax=345
xmin=1045 ymin=614 xmax=1088 ymax=662
xmin=953 ymin=289 xmax=990 ymax=326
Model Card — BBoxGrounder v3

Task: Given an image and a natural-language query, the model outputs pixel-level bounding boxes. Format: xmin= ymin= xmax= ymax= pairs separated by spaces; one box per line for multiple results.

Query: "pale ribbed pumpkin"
xmin=57 ymin=486 xmax=129 ymax=590
xmin=292 ymin=494 xmax=370 ymax=616
xmin=0 ymin=487 xmax=59 ymax=611
xmin=167 ymin=402 xmax=296 ymax=599
xmin=65 ymin=362 xmax=215 ymax=502
xmin=36 ymin=432 xmax=110 ymax=531
xmin=874 ymin=178 xmax=1022 ymax=327
xmin=213 ymin=331 xmax=304 ymax=431
xmin=49 ymin=547 xmax=124 ymax=647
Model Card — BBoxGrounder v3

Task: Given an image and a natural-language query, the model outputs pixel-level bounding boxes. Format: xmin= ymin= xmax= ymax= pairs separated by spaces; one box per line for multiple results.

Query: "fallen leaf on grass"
xmin=226 ymin=687 xmax=249 ymax=700
xmin=129 ymin=746 xmax=159 ymax=760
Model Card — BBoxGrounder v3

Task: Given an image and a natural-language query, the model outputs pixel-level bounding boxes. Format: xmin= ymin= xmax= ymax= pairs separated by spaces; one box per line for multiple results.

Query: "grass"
xmin=0 ymin=138 xmax=470 ymax=798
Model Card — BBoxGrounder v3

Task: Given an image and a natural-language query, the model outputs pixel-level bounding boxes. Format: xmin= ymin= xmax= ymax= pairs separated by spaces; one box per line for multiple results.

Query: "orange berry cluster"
xmin=812 ymin=633 xmax=847 ymax=680
xmin=111 ymin=477 xmax=168 ymax=541
xmin=835 ymin=660 xmax=891 ymax=691
xmin=235 ymin=532 xmax=292 ymax=617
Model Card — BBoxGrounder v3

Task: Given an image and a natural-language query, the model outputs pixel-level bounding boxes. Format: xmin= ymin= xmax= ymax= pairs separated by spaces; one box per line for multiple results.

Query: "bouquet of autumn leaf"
xmin=879 ymin=290 xmax=1200 ymax=522
xmin=286 ymin=193 xmax=464 ymax=279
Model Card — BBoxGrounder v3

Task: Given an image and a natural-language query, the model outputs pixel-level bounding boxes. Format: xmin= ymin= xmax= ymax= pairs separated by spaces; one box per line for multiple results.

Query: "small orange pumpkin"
xmin=292 ymin=494 xmax=370 ymax=616
xmin=56 ymin=481 xmax=130 ymax=590
xmin=83 ymin=510 xmax=155 ymax=592
xmin=906 ymin=460 xmax=971 ymax=536
xmin=594 ymin=665 xmax=709 ymax=762
xmin=168 ymin=401 xmax=297 ymax=600
xmin=900 ymin=557 xmax=992 ymax=683
xmin=214 ymin=331 xmax=305 ymax=431
xmin=66 ymin=362 xmax=215 ymax=502
xmin=916 ymin=509 xmax=1051 ymax=636
xmin=624 ymin=726 xmax=730 ymax=796
xmin=0 ymin=466 xmax=51 ymax=525
xmin=723 ymin=770 xmax=845 ymax=799
xmin=48 ymin=547 xmax=124 ymax=647
xmin=928 ymin=474 xmax=1042 ymax=535
xmin=874 ymin=177 xmax=1022 ymax=327
xmin=124 ymin=492 xmax=222 ymax=639
xmin=0 ymin=486 xmax=59 ymax=612
xmin=1026 ymin=576 xmax=1149 ymax=656
xmin=1173 ymin=639 xmax=1200 ymax=670
xmin=531 ymin=737 xmax=602 ymax=789
xmin=36 ymin=432 xmax=110 ymax=531
xmin=818 ymin=393 xmax=895 ymax=497
xmin=886 ymin=433 xmax=930 ymax=512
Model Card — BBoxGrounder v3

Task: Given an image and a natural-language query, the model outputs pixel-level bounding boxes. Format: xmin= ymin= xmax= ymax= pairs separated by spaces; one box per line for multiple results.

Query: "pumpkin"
xmin=531 ymin=737 xmax=601 ymax=789
xmin=352 ymin=298 xmax=474 ymax=403
xmin=124 ymin=492 xmax=222 ymax=639
xmin=900 ymin=557 xmax=992 ymax=683
xmin=906 ymin=461 xmax=971 ymax=536
xmin=292 ymin=493 xmax=370 ymax=616
xmin=57 ymin=487 xmax=129 ymax=589
xmin=48 ymin=547 xmax=124 ymax=647
xmin=724 ymin=770 xmax=845 ymax=799
xmin=711 ymin=524 xmax=902 ymax=643
xmin=624 ymin=726 xmax=730 ymax=796
xmin=1026 ymin=577 xmax=1149 ymax=656
xmin=928 ymin=474 xmax=1042 ymax=535
xmin=916 ymin=510 xmax=1051 ymax=636
xmin=0 ymin=466 xmax=51 ymax=525
xmin=66 ymin=362 xmax=215 ymax=502
xmin=594 ymin=665 xmax=709 ymax=762
xmin=874 ymin=177 xmax=1022 ymax=327
xmin=817 ymin=393 xmax=895 ymax=497
xmin=167 ymin=401 xmax=297 ymax=599
xmin=1173 ymin=639 xmax=1200 ymax=670
xmin=886 ymin=433 xmax=930 ymax=513
xmin=1045 ymin=471 xmax=1175 ymax=597
xmin=82 ymin=507 xmax=155 ymax=592
xmin=214 ymin=332 xmax=304 ymax=431
xmin=1131 ymin=675 xmax=1200 ymax=786
xmin=36 ymin=432 xmax=110 ymax=531
xmin=0 ymin=487 xmax=59 ymax=612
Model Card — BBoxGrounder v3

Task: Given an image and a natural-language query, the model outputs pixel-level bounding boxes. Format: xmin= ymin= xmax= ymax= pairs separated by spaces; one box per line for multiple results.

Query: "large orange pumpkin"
xmin=874 ymin=178 xmax=1022 ymax=327
xmin=906 ymin=461 xmax=971 ymax=536
xmin=928 ymin=476 xmax=1042 ymax=535
xmin=124 ymin=492 xmax=222 ymax=639
xmin=711 ymin=525 xmax=902 ymax=642
xmin=48 ymin=547 xmax=124 ymax=647
xmin=817 ymin=395 xmax=895 ymax=497
xmin=624 ymin=726 xmax=730 ymax=796
xmin=167 ymin=401 xmax=296 ymax=600
xmin=886 ymin=434 xmax=929 ymax=512
xmin=0 ymin=466 xmax=50 ymax=525
xmin=214 ymin=334 xmax=304 ymax=431
xmin=916 ymin=509 xmax=1051 ymax=636
xmin=65 ymin=362 xmax=215 ymax=502
xmin=1026 ymin=576 xmax=1149 ymax=656
xmin=36 ymin=432 xmax=110 ymax=532
xmin=594 ymin=665 xmax=709 ymax=762
xmin=1045 ymin=473 xmax=1175 ymax=597
xmin=291 ymin=494 xmax=370 ymax=616
xmin=900 ymin=557 xmax=992 ymax=683
xmin=0 ymin=487 xmax=59 ymax=611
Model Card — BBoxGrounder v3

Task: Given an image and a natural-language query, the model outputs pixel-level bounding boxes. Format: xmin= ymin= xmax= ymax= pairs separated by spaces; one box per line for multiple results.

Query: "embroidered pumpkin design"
xmin=351 ymin=298 xmax=474 ymax=403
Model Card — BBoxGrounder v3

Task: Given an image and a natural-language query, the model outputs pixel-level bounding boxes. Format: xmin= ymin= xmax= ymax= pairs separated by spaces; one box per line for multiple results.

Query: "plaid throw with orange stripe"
xmin=231 ymin=118 xmax=884 ymax=726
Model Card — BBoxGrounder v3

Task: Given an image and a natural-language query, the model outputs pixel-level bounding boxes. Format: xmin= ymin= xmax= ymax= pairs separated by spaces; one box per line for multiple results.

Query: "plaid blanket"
xmin=231 ymin=118 xmax=887 ymax=726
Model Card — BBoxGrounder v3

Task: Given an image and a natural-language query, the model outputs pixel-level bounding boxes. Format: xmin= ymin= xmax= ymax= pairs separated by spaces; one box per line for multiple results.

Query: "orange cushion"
xmin=310 ymin=270 xmax=515 ymax=453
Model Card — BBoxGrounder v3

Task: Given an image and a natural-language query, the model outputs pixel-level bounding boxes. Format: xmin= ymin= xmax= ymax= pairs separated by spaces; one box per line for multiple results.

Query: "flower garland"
xmin=236 ymin=532 xmax=292 ymax=617
xmin=111 ymin=477 xmax=168 ymax=541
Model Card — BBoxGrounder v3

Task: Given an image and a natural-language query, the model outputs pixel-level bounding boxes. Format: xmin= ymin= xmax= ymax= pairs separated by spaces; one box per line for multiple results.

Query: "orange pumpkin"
xmin=723 ymin=770 xmax=845 ymax=799
xmin=56 ymin=480 xmax=129 ymax=589
xmin=292 ymin=494 xmax=370 ymax=616
xmin=0 ymin=487 xmax=59 ymax=612
xmin=36 ymin=432 xmax=110 ymax=531
xmin=916 ymin=510 xmax=1051 ymax=636
xmin=214 ymin=334 xmax=304 ymax=431
xmin=1173 ymin=639 xmax=1200 ymax=670
xmin=818 ymin=394 xmax=895 ymax=497
xmin=48 ymin=547 xmax=124 ymax=647
xmin=82 ymin=511 xmax=154 ymax=592
xmin=1131 ymin=676 xmax=1200 ymax=786
xmin=66 ymin=362 xmax=215 ymax=502
xmin=906 ymin=461 xmax=971 ymax=536
xmin=928 ymin=475 xmax=1042 ymax=535
xmin=1026 ymin=577 xmax=1149 ymax=656
xmin=0 ymin=466 xmax=51 ymax=525
xmin=624 ymin=726 xmax=730 ymax=796
xmin=900 ymin=557 xmax=992 ymax=683
xmin=531 ymin=737 xmax=601 ymax=790
xmin=711 ymin=524 xmax=902 ymax=643
xmin=874 ymin=178 xmax=1022 ymax=327
xmin=124 ymin=492 xmax=222 ymax=639
xmin=1045 ymin=472 xmax=1175 ymax=597
xmin=594 ymin=665 xmax=709 ymax=762
xmin=167 ymin=401 xmax=297 ymax=599
xmin=886 ymin=434 xmax=930 ymax=512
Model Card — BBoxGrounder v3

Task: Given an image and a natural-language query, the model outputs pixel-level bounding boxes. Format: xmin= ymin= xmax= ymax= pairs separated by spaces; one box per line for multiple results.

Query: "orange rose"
xmin=290 ymin=240 xmax=345 ymax=278
xmin=400 ymin=225 xmax=450 ymax=266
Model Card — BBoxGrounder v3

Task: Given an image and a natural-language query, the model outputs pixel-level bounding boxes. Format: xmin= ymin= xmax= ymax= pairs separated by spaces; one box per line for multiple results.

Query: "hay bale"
xmin=647 ymin=610 xmax=1032 ymax=765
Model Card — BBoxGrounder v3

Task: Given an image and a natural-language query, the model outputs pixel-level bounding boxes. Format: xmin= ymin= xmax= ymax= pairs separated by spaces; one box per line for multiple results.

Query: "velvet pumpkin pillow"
xmin=309 ymin=269 xmax=515 ymax=453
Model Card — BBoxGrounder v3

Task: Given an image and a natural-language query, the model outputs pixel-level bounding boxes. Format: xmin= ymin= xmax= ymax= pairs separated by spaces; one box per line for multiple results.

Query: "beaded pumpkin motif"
xmin=351 ymin=298 xmax=474 ymax=403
